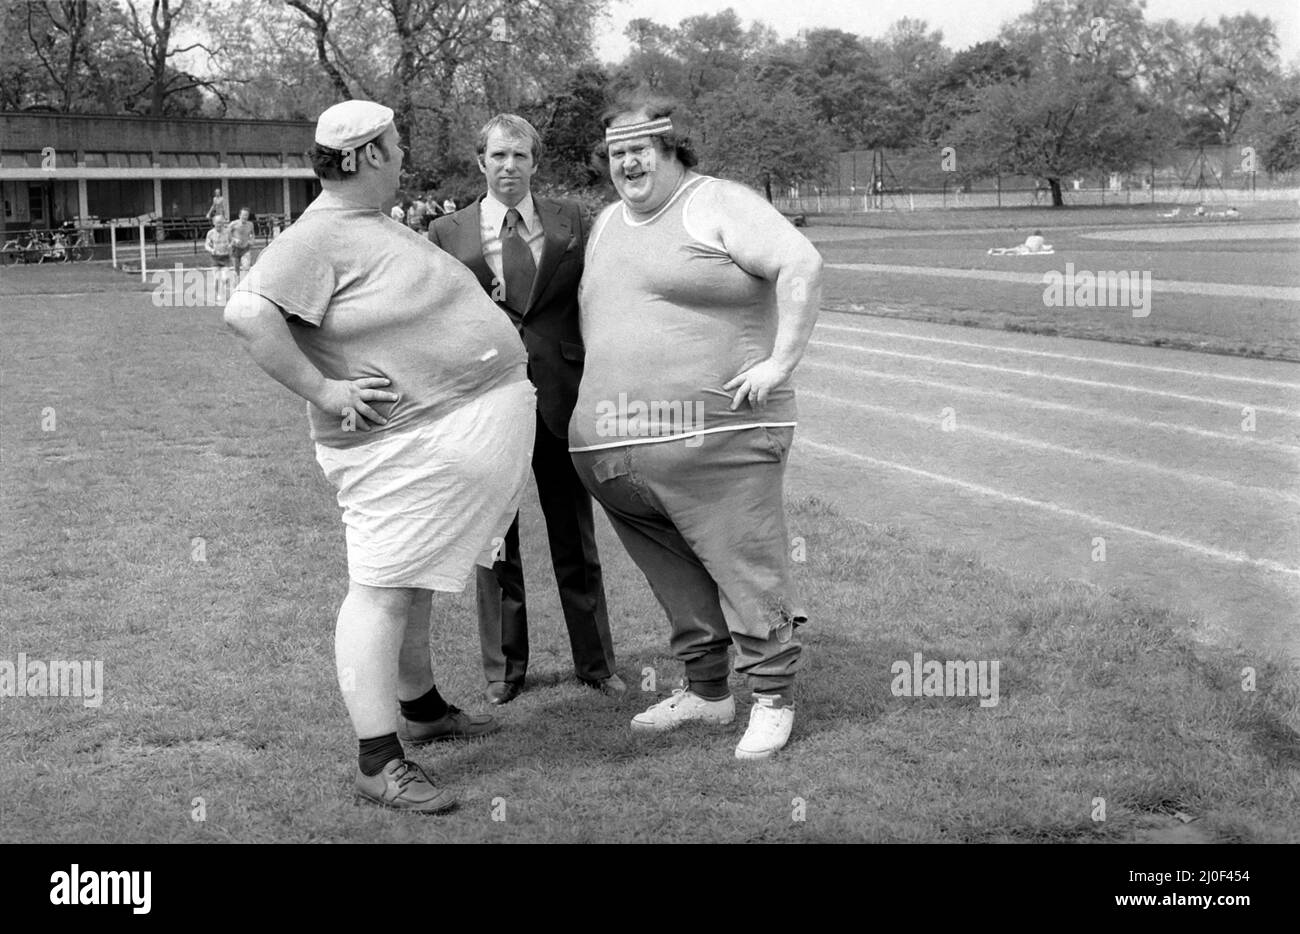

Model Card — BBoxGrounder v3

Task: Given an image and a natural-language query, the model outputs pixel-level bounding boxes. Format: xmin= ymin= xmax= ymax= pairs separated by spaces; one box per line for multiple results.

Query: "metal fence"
xmin=1 ymin=216 xmax=284 ymax=267
xmin=774 ymin=185 xmax=1300 ymax=214
xmin=776 ymin=145 xmax=1300 ymax=213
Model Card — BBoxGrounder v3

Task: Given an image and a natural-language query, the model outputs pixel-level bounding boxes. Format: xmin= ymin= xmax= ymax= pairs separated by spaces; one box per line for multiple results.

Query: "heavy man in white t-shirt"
xmin=224 ymin=100 xmax=535 ymax=814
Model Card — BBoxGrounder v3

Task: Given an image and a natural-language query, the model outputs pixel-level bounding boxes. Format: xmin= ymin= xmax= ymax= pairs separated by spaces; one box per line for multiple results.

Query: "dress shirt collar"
xmin=482 ymin=190 xmax=537 ymax=234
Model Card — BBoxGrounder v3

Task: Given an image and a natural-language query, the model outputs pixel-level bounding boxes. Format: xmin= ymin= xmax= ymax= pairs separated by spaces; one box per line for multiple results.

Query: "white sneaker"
xmin=735 ymin=695 xmax=794 ymax=760
xmin=631 ymin=689 xmax=735 ymax=732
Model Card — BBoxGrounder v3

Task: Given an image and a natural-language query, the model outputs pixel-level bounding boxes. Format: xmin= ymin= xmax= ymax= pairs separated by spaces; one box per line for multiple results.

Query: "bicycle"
xmin=1 ymin=232 xmax=42 ymax=265
xmin=42 ymin=231 xmax=69 ymax=263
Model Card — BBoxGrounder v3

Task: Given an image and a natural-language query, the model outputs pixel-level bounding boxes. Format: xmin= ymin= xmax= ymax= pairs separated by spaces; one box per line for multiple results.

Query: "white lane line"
xmin=816 ymin=319 xmax=1300 ymax=391
xmin=798 ymin=437 xmax=1300 ymax=579
xmin=811 ymin=339 xmax=1300 ymax=417
xmin=801 ymin=359 xmax=1300 ymax=452
xmin=827 ymin=262 xmax=1300 ymax=301
xmin=800 ymin=388 xmax=1300 ymax=506
xmin=0 ymin=291 xmax=125 ymax=299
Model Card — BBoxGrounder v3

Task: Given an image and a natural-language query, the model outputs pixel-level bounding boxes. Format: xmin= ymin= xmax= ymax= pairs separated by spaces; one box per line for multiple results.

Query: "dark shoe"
xmin=580 ymin=673 xmax=627 ymax=698
xmin=397 ymin=705 xmax=500 ymax=745
xmin=354 ymin=759 xmax=457 ymax=814
xmin=485 ymin=681 xmax=521 ymax=705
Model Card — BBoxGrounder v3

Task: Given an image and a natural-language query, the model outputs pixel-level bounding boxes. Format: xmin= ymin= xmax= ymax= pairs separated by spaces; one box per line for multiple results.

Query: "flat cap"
xmin=315 ymin=100 xmax=395 ymax=151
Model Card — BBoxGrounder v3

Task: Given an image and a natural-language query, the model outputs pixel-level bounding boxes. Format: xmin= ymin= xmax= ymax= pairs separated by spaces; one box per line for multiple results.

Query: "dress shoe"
xmin=354 ymin=759 xmax=457 ymax=814
xmin=580 ymin=673 xmax=627 ymax=697
xmin=397 ymin=705 xmax=500 ymax=745
xmin=485 ymin=681 xmax=521 ymax=705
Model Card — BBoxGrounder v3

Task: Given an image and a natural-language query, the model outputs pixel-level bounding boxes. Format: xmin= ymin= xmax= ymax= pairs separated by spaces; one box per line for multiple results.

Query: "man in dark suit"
xmin=428 ymin=114 xmax=624 ymax=705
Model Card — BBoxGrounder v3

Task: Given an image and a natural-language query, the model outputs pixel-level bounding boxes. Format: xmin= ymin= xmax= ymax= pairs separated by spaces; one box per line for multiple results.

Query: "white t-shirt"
xmin=235 ymin=192 xmax=526 ymax=448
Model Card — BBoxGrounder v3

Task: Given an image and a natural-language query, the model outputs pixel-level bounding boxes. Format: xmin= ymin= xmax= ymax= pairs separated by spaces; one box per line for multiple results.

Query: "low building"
xmin=0 ymin=111 xmax=320 ymax=236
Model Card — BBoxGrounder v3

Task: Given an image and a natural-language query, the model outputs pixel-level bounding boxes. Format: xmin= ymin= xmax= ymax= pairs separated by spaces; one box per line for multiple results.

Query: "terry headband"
xmin=604 ymin=117 xmax=674 ymax=145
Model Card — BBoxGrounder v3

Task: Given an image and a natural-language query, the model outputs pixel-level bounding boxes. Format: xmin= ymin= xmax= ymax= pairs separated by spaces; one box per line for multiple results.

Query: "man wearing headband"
xmin=570 ymin=95 xmax=822 ymax=761
xmin=224 ymin=100 xmax=536 ymax=813
xmin=429 ymin=115 xmax=623 ymax=707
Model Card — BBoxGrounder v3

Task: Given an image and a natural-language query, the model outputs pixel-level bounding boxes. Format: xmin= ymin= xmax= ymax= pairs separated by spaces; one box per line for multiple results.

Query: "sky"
xmin=592 ymin=0 xmax=1300 ymax=65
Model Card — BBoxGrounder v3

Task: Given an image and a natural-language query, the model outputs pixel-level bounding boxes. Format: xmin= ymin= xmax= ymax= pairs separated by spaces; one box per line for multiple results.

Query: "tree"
xmin=943 ymin=0 xmax=1173 ymax=206
xmin=0 ymin=0 xmax=141 ymax=113
xmin=252 ymin=0 xmax=607 ymax=180
xmin=614 ymin=17 xmax=686 ymax=97
xmin=1002 ymin=0 xmax=1151 ymax=83
xmin=120 ymin=0 xmax=222 ymax=115
xmin=672 ymin=10 xmax=767 ymax=105
xmin=1147 ymin=14 xmax=1280 ymax=145
xmin=521 ymin=63 xmax=610 ymax=189
xmin=611 ymin=9 xmax=774 ymax=106
xmin=192 ymin=0 xmax=341 ymax=119
xmin=770 ymin=29 xmax=896 ymax=150
xmin=1249 ymin=69 xmax=1300 ymax=175
xmin=949 ymin=68 xmax=1170 ymax=205
xmin=868 ymin=17 xmax=951 ymax=148
xmin=696 ymin=76 xmax=835 ymax=201
xmin=922 ymin=40 xmax=1030 ymax=144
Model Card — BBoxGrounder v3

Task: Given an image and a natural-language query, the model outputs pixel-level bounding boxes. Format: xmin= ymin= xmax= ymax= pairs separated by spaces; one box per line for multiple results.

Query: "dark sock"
xmin=399 ymin=685 xmax=450 ymax=723
xmin=688 ymin=677 xmax=731 ymax=701
xmin=754 ymin=688 xmax=793 ymax=709
xmin=358 ymin=733 xmax=404 ymax=776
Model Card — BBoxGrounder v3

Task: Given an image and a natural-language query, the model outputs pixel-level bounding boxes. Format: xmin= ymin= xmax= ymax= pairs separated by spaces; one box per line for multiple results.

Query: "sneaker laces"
xmin=639 ymin=688 xmax=689 ymax=716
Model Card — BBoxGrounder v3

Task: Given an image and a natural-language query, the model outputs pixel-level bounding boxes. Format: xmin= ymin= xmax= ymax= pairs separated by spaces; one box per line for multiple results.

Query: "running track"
xmin=787 ymin=311 xmax=1300 ymax=662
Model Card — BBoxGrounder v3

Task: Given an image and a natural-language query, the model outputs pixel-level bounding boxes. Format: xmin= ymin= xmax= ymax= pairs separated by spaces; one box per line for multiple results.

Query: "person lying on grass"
xmin=988 ymin=230 xmax=1054 ymax=255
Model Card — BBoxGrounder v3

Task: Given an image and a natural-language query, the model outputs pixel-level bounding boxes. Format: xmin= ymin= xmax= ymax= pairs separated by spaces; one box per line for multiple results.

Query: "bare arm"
xmin=223 ymin=291 xmax=397 ymax=430
xmin=695 ymin=180 xmax=823 ymax=410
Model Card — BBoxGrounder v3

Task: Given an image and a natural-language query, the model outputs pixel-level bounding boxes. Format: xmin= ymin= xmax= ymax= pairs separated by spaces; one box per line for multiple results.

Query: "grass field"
xmin=804 ymin=198 xmax=1300 ymax=230
xmin=798 ymin=201 xmax=1300 ymax=360
xmin=2 ymin=259 xmax=1299 ymax=843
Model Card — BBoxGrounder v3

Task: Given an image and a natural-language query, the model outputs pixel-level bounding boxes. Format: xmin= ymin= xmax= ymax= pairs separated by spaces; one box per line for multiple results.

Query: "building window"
xmin=252 ymin=153 xmax=283 ymax=168
xmin=227 ymin=153 xmax=280 ymax=167
xmin=1 ymin=151 xmax=46 ymax=168
xmin=83 ymin=152 xmax=108 ymax=167
xmin=157 ymin=152 xmax=220 ymax=168
xmin=104 ymin=152 xmax=152 ymax=168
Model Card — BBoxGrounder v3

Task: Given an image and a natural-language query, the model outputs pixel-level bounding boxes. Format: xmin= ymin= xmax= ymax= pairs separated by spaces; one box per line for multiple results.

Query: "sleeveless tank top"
xmin=569 ymin=174 xmax=797 ymax=452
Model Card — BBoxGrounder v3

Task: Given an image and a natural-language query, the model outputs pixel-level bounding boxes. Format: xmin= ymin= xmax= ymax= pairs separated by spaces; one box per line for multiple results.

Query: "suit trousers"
xmin=475 ymin=411 xmax=616 ymax=684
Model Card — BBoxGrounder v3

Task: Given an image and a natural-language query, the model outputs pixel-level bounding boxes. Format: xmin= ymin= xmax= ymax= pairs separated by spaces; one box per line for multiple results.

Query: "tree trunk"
xmin=388 ymin=0 xmax=418 ymax=151
xmin=285 ymin=0 xmax=353 ymax=100
xmin=764 ymin=172 xmax=773 ymax=203
xmin=148 ymin=0 xmax=170 ymax=115
xmin=1048 ymin=177 xmax=1064 ymax=206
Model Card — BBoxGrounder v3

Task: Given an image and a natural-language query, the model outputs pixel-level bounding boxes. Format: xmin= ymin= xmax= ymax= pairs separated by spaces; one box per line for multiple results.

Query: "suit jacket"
xmin=428 ymin=194 xmax=588 ymax=439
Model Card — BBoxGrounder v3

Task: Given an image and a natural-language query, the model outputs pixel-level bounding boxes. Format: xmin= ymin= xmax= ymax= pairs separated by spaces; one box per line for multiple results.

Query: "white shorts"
xmin=314 ymin=379 xmax=536 ymax=591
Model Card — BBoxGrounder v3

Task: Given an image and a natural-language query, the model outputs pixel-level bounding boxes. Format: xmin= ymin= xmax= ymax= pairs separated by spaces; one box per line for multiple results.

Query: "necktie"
xmin=501 ymin=207 xmax=536 ymax=316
